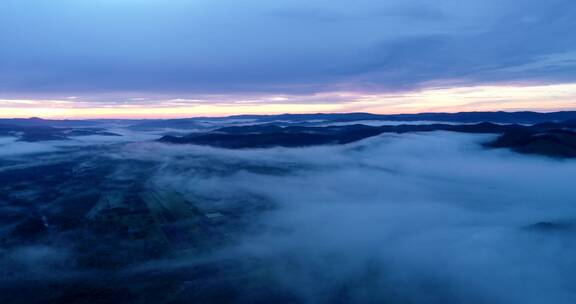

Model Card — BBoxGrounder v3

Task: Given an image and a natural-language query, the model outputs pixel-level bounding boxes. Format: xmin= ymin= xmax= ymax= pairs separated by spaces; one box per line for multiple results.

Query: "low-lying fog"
xmin=1 ymin=129 xmax=576 ymax=303
xmin=143 ymin=132 xmax=576 ymax=303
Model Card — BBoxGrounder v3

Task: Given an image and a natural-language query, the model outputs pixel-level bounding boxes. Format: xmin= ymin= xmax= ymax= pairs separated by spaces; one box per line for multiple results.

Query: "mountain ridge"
xmin=3 ymin=110 xmax=576 ymax=125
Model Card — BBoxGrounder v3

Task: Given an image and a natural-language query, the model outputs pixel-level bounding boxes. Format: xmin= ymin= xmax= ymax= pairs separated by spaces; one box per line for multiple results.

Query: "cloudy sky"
xmin=1 ymin=0 xmax=576 ymax=118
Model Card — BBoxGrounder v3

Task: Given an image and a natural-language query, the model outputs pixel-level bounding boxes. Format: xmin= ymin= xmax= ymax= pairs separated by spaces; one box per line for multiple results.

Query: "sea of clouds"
xmin=2 ymin=130 xmax=576 ymax=303
xmin=128 ymin=131 xmax=576 ymax=303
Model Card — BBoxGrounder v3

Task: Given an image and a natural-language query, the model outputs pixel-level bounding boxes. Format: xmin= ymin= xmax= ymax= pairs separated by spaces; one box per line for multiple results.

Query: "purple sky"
xmin=1 ymin=0 xmax=576 ymax=117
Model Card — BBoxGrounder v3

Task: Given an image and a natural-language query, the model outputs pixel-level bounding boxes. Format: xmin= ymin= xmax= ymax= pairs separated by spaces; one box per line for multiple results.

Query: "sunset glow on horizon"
xmin=2 ymin=83 xmax=576 ymax=119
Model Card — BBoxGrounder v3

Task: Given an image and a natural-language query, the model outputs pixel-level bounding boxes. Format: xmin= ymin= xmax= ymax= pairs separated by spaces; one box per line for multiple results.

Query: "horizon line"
xmin=2 ymin=109 xmax=575 ymax=121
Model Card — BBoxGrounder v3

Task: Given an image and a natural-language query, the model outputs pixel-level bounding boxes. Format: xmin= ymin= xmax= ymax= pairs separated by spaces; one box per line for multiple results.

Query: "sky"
xmin=1 ymin=0 xmax=576 ymax=118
